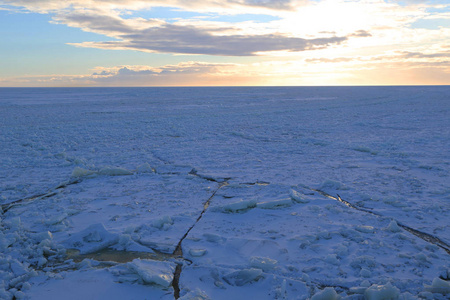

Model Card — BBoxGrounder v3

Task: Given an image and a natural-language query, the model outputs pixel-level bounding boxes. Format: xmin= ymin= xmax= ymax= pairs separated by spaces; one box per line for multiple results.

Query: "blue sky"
xmin=1 ymin=0 xmax=449 ymax=86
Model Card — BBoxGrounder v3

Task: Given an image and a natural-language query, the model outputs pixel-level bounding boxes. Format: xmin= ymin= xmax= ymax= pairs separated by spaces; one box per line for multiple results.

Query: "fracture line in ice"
xmin=310 ymin=188 xmax=450 ymax=255
xmin=1 ymin=179 xmax=82 ymax=213
xmin=172 ymin=180 xmax=229 ymax=299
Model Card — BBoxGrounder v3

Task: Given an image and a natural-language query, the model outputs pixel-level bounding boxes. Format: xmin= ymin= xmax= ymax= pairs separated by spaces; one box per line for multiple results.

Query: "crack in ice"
xmin=310 ymin=188 xmax=450 ymax=255
xmin=171 ymin=180 xmax=229 ymax=299
xmin=1 ymin=179 xmax=82 ymax=213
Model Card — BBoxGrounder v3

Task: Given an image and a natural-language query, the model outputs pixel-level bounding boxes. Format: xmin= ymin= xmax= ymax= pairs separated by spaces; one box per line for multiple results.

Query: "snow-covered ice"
xmin=0 ymin=86 xmax=449 ymax=299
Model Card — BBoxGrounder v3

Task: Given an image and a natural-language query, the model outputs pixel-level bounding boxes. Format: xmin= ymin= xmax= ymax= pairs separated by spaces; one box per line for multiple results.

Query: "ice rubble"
xmin=179 ymin=288 xmax=211 ymax=300
xmin=289 ymin=189 xmax=310 ymax=203
xmin=214 ymin=199 xmax=257 ymax=213
xmin=222 ymin=268 xmax=263 ymax=286
xmin=364 ymin=282 xmax=400 ymax=300
xmin=0 ymin=216 xmax=65 ymax=299
xmin=120 ymin=259 xmax=176 ymax=287
xmin=424 ymin=277 xmax=450 ymax=294
xmin=249 ymin=256 xmax=278 ymax=271
xmin=311 ymin=287 xmax=339 ymax=300
xmin=64 ymin=223 xmax=120 ymax=254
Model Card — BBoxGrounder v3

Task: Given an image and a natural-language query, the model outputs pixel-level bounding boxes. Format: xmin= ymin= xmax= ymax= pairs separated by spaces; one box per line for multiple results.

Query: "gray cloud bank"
xmin=55 ymin=12 xmax=348 ymax=56
xmin=72 ymin=29 xmax=348 ymax=56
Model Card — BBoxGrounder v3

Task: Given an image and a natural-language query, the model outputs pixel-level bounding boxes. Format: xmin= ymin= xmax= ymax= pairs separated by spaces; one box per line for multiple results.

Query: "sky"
xmin=0 ymin=0 xmax=449 ymax=86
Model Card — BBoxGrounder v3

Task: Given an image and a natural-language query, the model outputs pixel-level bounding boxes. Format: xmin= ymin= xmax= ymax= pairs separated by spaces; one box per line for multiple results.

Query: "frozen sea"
xmin=0 ymin=86 xmax=449 ymax=300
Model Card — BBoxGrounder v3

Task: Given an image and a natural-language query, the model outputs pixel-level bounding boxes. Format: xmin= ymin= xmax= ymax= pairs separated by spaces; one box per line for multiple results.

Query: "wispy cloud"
xmin=305 ymin=49 xmax=450 ymax=63
xmin=1 ymin=0 xmax=306 ymax=14
xmin=0 ymin=62 xmax=264 ymax=87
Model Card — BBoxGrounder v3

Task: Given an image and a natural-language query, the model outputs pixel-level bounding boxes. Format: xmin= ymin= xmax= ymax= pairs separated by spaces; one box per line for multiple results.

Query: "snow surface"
xmin=0 ymin=87 xmax=449 ymax=299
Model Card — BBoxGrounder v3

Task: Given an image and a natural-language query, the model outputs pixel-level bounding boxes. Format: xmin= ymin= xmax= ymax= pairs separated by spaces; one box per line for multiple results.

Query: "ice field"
xmin=0 ymin=86 xmax=449 ymax=299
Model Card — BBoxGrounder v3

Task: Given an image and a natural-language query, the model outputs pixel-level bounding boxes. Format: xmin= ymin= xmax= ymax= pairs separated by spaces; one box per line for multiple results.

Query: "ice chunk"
xmin=360 ymin=280 xmax=371 ymax=288
xmin=71 ymin=167 xmax=96 ymax=177
xmin=360 ymin=268 xmax=372 ymax=278
xmin=318 ymin=180 xmax=349 ymax=191
xmin=385 ymin=220 xmax=401 ymax=233
xmin=352 ymin=146 xmax=373 ymax=153
xmin=349 ymin=286 xmax=367 ymax=295
xmin=136 ymin=163 xmax=154 ymax=173
xmin=4 ymin=217 xmax=21 ymax=229
xmin=203 ymin=233 xmax=226 ymax=244
xmin=364 ymin=282 xmax=400 ymax=300
xmin=419 ymin=291 xmax=434 ymax=300
xmin=32 ymin=231 xmax=53 ymax=243
xmin=311 ymin=287 xmax=339 ymax=300
xmin=189 ymin=248 xmax=207 ymax=257
xmin=325 ymin=254 xmax=340 ymax=265
xmin=216 ymin=199 xmax=257 ymax=213
xmin=12 ymin=290 xmax=25 ymax=299
xmin=289 ymin=189 xmax=309 ymax=203
xmin=250 ymin=256 xmax=278 ymax=271
xmin=98 ymin=167 xmax=133 ymax=176
xmin=10 ymin=260 xmax=28 ymax=277
xmin=350 ymin=256 xmax=376 ymax=269
xmin=113 ymin=234 xmax=155 ymax=252
xmin=45 ymin=213 xmax=68 ymax=225
xmin=335 ymin=244 xmax=348 ymax=257
xmin=424 ymin=277 xmax=450 ymax=294
xmin=356 ymin=225 xmax=375 ymax=233
xmin=439 ymin=269 xmax=450 ymax=280
xmin=0 ymin=234 xmax=15 ymax=251
xmin=152 ymin=216 xmax=173 ymax=230
xmin=37 ymin=257 xmax=47 ymax=267
xmin=223 ymin=268 xmax=263 ymax=286
xmin=65 ymin=223 xmax=119 ymax=254
xmin=127 ymin=259 xmax=176 ymax=287
xmin=179 ymin=288 xmax=210 ymax=300
xmin=257 ymin=198 xmax=293 ymax=209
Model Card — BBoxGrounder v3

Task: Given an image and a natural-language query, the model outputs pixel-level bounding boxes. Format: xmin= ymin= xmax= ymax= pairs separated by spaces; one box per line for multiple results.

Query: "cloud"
xmin=392 ymin=0 xmax=428 ymax=4
xmin=305 ymin=49 xmax=450 ymax=65
xmin=228 ymin=0 xmax=295 ymax=10
xmin=70 ymin=31 xmax=347 ymax=56
xmin=349 ymin=30 xmax=372 ymax=37
xmin=2 ymin=57 xmax=450 ymax=87
xmin=0 ymin=62 xmax=268 ymax=87
xmin=305 ymin=57 xmax=356 ymax=63
xmin=400 ymin=50 xmax=450 ymax=58
xmin=52 ymin=12 xmax=136 ymax=34
xmin=1 ymin=0 xmax=305 ymax=14
xmin=52 ymin=12 xmax=347 ymax=56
